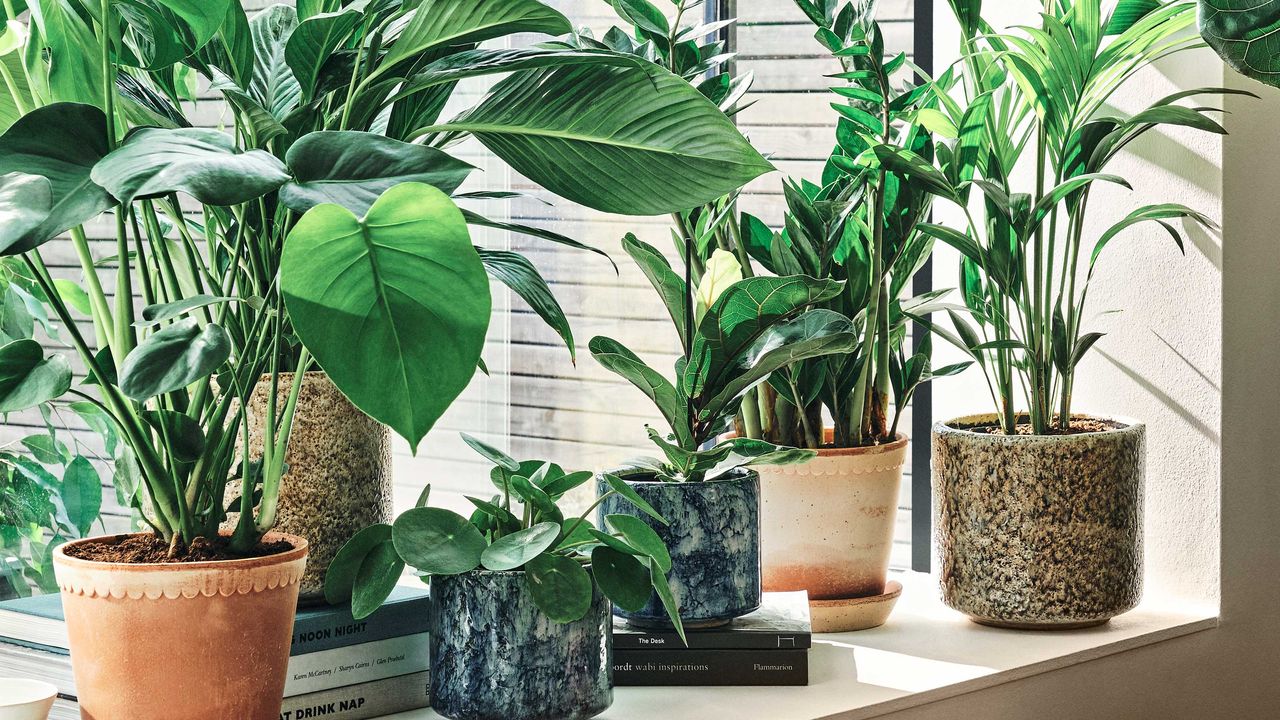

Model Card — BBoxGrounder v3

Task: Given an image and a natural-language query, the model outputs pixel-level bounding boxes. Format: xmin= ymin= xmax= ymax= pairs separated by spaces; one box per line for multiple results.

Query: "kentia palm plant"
xmin=0 ymin=0 xmax=770 ymax=716
xmin=924 ymin=0 xmax=1242 ymax=631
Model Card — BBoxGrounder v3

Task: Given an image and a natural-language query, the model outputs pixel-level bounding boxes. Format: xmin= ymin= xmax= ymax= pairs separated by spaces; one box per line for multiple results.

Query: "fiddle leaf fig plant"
xmin=325 ymin=435 xmax=686 ymax=641
xmin=591 ymin=235 xmax=860 ymax=482
xmin=1200 ymin=0 xmax=1280 ymax=87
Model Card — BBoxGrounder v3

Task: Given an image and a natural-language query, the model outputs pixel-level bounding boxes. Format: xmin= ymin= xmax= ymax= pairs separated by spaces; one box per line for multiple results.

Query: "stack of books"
xmin=0 ymin=586 xmax=432 ymax=720
xmin=613 ymin=591 xmax=811 ymax=686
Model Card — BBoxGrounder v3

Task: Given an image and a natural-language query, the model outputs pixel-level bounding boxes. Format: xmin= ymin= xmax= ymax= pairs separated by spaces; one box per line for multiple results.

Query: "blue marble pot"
xmin=429 ymin=571 xmax=612 ymax=720
xmin=598 ymin=469 xmax=761 ymax=629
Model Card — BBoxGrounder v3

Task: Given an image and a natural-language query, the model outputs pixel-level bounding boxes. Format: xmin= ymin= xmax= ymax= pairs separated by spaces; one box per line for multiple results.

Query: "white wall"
xmin=884 ymin=3 xmax=1280 ymax=717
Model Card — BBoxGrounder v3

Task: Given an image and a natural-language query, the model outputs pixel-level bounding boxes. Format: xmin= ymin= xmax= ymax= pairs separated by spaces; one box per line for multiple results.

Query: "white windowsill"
xmin=385 ymin=571 xmax=1217 ymax=720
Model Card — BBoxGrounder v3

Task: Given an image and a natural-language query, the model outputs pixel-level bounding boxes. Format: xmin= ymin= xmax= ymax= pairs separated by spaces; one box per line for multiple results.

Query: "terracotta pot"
xmin=598 ymin=468 xmax=761 ymax=629
xmin=430 ymin=571 xmax=612 ymax=720
xmin=933 ymin=414 xmax=1144 ymax=629
xmin=758 ymin=431 xmax=907 ymax=601
xmin=226 ymin=371 xmax=391 ymax=603
xmin=52 ymin=532 xmax=307 ymax=720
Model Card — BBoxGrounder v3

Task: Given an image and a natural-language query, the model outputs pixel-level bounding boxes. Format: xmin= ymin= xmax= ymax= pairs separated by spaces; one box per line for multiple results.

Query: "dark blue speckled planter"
xmin=598 ymin=469 xmax=761 ymax=629
xmin=429 ymin=571 xmax=612 ymax=720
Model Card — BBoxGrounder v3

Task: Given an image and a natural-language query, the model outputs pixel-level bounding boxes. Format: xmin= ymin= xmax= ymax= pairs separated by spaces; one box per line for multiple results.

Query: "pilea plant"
xmin=325 ymin=435 xmax=686 ymax=639
xmin=915 ymin=0 xmax=1235 ymax=434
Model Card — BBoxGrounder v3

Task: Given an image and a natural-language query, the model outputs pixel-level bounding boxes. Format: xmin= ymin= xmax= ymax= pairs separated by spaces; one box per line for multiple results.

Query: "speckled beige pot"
xmin=758 ymin=432 xmax=907 ymax=601
xmin=52 ymin=532 xmax=306 ymax=720
xmin=933 ymin=414 xmax=1144 ymax=629
xmin=225 ymin=372 xmax=391 ymax=603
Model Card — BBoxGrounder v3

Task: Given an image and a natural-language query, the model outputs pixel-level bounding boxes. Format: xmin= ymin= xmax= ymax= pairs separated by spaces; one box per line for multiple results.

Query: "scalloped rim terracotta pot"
xmin=758 ymin=432 xmax=908 ymax=602
xmin=52 ymin=532 xmax=307 ymax=720
xmin=932 ymin=414 xmax=1144 ymax=629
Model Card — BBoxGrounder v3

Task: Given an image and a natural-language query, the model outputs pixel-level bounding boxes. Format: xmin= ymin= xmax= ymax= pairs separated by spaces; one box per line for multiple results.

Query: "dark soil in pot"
xmin=62 ymin=533 xmax=296 ymax=563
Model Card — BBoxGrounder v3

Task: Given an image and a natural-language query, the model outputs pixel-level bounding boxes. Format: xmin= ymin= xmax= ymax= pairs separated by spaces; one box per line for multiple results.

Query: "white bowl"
xmin=0 ymin=678 xmax=57 ymax=720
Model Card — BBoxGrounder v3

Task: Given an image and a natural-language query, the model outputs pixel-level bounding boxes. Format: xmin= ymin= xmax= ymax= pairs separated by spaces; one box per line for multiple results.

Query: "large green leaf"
xmin=61 ymin=456 xmax=101 ymax=537
xmin=425 ymin=64 xmax=774 ymax=215
xmin=280 ymin=182 xmax=489 ymax=451
xmin=588 ymin=336 xmax=690 ymax=448
xmin=0 ymin=352 xmax=71 ymax=412
xmin=352 ymin=540 xmax=405 ymax=619
xmin=280 ymin=131 xmax=475 ymax=214
xmin=118 ymin=318 xmax=231 ymax=400
xmin=0 ymin=339 xmax=43 ymax=397
xmin=152 ymin=0 xmax=233 ymax=50
xmin=621 ymin=234 xmax=689 ymax=349
xmin=371 ymin=0 xmax=570 ymax=83
xmin=0 ymin=173 xmax=52 ymax=254
xmin=92 ymin=127 xmax=290 ymax=206
xmin=681 ymin=275 xmax=844 ymax=399
xmin=285 ymin=8 xmax=361 ymax=100
xmin=392 ymin=506 xmax=487 ymax=575
xmin=480 ymin=521 xmax=560 ymax=571
xmin=524 ymin=552 xmax=593 ymax=623
xmin=698 ymin=308 xmax=859 ymax=422
xmin=26 ymin=0 xmax=103 ymax=105
xmin=0 ymin=103 xmax=112 ymax=254
xmin=590 ymin=545 xmax=650 ymax=612
xmin=386 ymin=47 xmax=644 ymax=102
xmin=477 ymin=248 xmax=574 ymax=360
xmin=324 ymin=523 xmax=394 ymax=607
xmin=249 ymin=4 xmax=301 ymax=119
xmin=1200 ymin=0 xmax=1280 ymax=87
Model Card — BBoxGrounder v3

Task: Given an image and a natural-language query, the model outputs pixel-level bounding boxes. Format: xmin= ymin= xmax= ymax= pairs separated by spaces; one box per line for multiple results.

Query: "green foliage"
xmin=923 ymin=0 xmax=1228 ymax=433
xmin=1200 ymin=0 xmax=1280 ymax=87
xmin=326 ymin=439 xmax=685 ymax=641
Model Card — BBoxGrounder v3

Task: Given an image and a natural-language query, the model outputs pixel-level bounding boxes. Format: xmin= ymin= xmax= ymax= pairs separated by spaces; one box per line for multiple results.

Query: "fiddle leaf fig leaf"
xmin=1200 ymin=0 xmax=1280 ymax=87
xmin=281 ymin=183 xmax=490 ymax=452
xmin=621 ymin=234 xmax=690 ymax=349
xmin=118 ymin=318 xmax=231 ymax=400
xmin=0 ymin=103 xmax=113 ymax=254
xmin=280 ymin=131 xmax=475 ymax=214
xmin=589 ymin=336 xmax=690 ymax=448
xmin=92 ymin=127 xmax=290 ymax=206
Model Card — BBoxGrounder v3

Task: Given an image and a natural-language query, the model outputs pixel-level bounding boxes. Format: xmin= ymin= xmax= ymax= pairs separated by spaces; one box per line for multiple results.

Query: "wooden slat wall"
xmin=2 ymin=1 xmax=917 ymax=565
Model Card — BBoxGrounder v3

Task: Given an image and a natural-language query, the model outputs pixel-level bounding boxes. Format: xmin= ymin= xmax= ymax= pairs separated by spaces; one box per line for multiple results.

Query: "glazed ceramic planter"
xmin=229 ymin=371 xmax=391 ymax=602
xmin=758 ymin=432 xmax=907 ymax=600
xmin=430 ymin=570 xmax=611 ymax=720
xmin=598 ymin=469 xmax=761 ymax=628
xmin=933 ymin=414 xmax=1144 ymax=629
xmin=52 ymin=532 xmax=307 ymax=720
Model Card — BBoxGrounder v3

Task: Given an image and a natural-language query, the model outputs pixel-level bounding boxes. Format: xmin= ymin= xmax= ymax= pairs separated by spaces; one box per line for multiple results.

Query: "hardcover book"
xmin=613 ymin=591 xmax=812 ymax=650
xmin=0 ymin=585 xmax=429 ymax=656
xmin=613 ymin=648 xmax=808 ymax=686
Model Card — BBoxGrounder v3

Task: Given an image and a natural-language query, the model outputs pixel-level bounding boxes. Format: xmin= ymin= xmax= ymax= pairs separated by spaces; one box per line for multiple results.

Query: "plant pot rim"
xmin=811 ymin=431 xmax=908 ymax=457
xmin=603 ymin=465 xmax=758 ymax=486
xmin=934 ymin=412 xmax=1144 ymax=441
xmin=52 ymin=531 xmax=308 ymax=572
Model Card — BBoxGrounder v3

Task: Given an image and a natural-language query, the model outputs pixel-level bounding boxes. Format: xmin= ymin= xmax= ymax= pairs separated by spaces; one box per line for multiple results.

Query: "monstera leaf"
xmin=280 ymin=182 xmax=490 ymax=451
xmin=1201 ymin=0 xmax=1280 ymax=87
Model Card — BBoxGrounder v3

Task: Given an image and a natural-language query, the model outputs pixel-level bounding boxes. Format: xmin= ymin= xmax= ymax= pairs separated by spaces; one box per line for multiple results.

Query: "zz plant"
xmin=325 ymin=435 xmax=686 ymax=640
xmin=917 ymin=0 xmax=1235 ymax=434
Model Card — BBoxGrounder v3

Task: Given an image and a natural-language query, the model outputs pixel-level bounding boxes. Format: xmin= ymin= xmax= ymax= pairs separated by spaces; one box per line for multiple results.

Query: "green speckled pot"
xmin=932 ymin=414 xmax=1144 ymax=629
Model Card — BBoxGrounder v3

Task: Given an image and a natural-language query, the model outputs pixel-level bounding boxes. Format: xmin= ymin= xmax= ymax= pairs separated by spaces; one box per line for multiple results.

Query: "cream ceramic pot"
xmin=758 ymin=433 xmax=908 ymax=600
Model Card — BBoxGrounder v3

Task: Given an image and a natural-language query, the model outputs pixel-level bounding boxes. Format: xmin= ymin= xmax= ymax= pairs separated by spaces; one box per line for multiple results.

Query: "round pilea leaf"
xmin=392 ymin=507 xmax=487 ymax=575
xmin=605 ymin=514 xmax=672 ymax=572
xmin=481 ymin=521 xmax=560 ymax=571
xmin=591 ymin=545 xmax=652 ymax=612
xmin=352 ymin=540 xmax=404 ymax=620
xmin=524 ymin=552 xmax=592 ymax=623
xmin=325 ymin=523 xmax=393 ymax=606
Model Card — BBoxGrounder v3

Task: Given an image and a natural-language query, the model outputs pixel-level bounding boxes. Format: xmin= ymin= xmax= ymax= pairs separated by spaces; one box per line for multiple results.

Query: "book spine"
xmin=279 ymin=671 xmax=430 ymax=720
xmin=284 ymin=632 xmax=430 ymax=697
xmin=614 ymin=632 xmax=812 ymax=650
xmin=291 ymin=599 xmax=430 ymax=656
xmin=613 ymin=649 xmax=808 ymax=686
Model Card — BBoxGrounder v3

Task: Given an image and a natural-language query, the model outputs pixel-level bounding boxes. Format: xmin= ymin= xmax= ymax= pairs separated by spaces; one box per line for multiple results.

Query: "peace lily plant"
xmin=0 ymin=0 xmax=770 ymax=715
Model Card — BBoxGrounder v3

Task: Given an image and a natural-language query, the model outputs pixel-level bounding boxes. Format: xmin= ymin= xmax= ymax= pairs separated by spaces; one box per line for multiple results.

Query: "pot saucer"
xmin=809 ymin=580 xmax=903 ymax=633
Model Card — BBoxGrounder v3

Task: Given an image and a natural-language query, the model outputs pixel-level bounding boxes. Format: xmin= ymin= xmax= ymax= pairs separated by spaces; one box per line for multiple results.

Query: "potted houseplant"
xmin=728 ymin=3 xmax=967 ymax=631
xmin=325 ymin=435 xmax=684 ymax=720
xmin=918 ymin=0 xmax=1235 ymax=628
xmin=591 ymin=232 xmax=861 ymax=628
